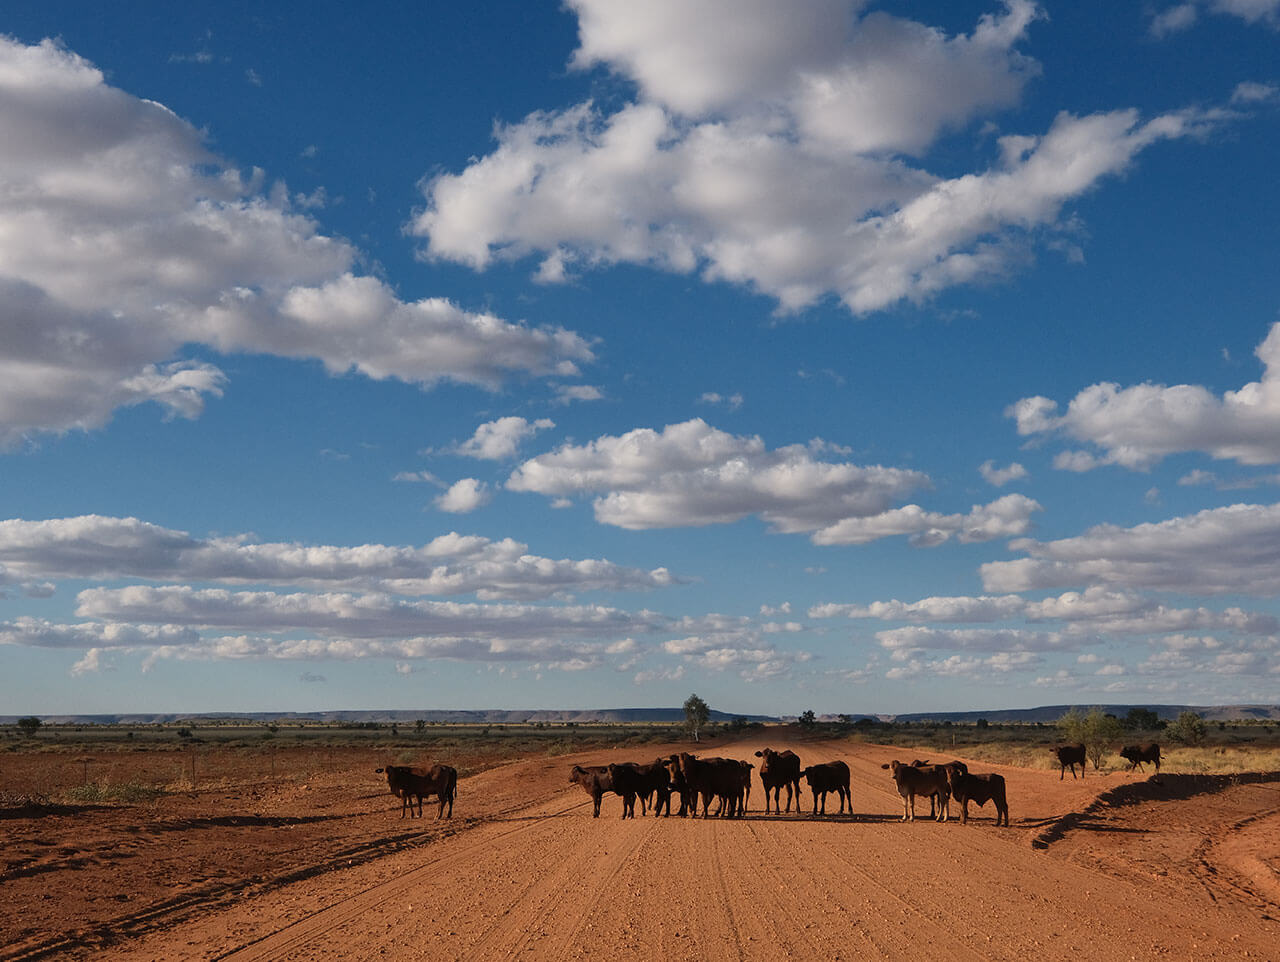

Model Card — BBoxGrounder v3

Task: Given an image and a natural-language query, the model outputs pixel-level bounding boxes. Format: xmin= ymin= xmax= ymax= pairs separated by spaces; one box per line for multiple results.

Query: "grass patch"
xmin=65 ymin=781 xmax=165 ymax=804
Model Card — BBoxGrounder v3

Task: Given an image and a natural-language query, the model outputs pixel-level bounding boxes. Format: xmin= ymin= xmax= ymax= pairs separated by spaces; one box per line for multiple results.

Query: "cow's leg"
xmin=592 ymin=790 xmax=602 ymax=818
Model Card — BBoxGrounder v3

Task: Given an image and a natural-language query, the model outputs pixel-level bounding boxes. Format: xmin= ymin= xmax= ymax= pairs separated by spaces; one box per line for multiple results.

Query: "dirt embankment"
xmin=3 ymin=737 xmax=1279 ymax=961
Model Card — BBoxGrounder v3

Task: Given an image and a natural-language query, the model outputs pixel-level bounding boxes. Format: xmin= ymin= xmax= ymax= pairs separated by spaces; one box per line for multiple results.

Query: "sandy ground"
xmin=3 ymin=735 xmax=1278 ymax=961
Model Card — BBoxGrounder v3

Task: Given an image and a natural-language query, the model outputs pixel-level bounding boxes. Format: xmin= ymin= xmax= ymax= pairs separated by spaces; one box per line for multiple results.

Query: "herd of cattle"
xmin=376 ymin=741 xmax=1163 ymax=826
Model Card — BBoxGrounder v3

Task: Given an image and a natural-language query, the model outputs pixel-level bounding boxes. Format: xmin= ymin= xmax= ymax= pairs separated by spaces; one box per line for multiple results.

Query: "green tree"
xmin=683 ymin=693 xmax=710 ymax=742
xmin=1058 ymin=708 xmax=1123 ymax=770
xmin=798 ymin=709 xmax=817 ymax=729
xmin=1123 ymin=707 xmax=1162 ymax=731
xmin=16 ymin=716 xmax=41 ymax=737
xmin=1166 ymin=711 xmax=1207 ymax=746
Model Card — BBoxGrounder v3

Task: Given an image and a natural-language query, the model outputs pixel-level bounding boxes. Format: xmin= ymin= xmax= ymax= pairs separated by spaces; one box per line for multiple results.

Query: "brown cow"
xmin=1052 ymin=743 xmax=1087 ymax=780
xmin=1119 ymin=743 xmax=1161 ymax=774
xmin=910 ymin=758 xmax=965 ymax=817
xmin=569 ymin=763 xmax=636 ymax=817
xmin=943 ymin=763 xmax=1008 ymax=826
xmin=376 ymin=764 xmax=456 ymax=818
xmin=800 ymin=761 xmax=850 ymax=815
xmin=755 ymin=748 xmax=802 ymax=814
xmin=882 ymin=760 xmax=949 ymax=822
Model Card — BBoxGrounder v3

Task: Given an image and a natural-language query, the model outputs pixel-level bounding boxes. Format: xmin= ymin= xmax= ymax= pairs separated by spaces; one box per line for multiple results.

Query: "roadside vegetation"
xmin=5 ymin=708 xmax=1279 ymax=808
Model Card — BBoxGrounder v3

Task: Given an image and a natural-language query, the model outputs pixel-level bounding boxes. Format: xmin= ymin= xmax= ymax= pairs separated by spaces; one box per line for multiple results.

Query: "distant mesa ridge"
xmin=4 ymin=704 xmax=1279 ymax=725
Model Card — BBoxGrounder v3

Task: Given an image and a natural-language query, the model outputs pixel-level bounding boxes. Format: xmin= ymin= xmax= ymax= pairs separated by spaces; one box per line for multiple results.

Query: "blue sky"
xmin=1 ymin=0 xmax=1279 ymax=717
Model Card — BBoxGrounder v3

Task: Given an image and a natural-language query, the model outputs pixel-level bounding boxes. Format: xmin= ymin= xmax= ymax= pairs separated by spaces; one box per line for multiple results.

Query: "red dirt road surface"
xmin=4 ymin=736 xmax=1279 ymax=961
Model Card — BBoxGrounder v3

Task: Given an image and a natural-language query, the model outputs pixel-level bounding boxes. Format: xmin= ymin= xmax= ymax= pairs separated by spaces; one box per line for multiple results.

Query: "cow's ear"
xmin=880 ymin=763 xmax=889 ymax=769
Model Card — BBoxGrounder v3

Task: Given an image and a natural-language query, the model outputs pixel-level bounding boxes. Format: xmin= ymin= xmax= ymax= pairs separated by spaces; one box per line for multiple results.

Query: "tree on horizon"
xmin=683 ymin=693 xmax=709 ymax=742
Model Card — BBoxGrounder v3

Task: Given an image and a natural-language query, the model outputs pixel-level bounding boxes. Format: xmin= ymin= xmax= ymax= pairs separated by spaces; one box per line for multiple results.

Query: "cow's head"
xmin=881 ymin=760 xmax=907 ymax=776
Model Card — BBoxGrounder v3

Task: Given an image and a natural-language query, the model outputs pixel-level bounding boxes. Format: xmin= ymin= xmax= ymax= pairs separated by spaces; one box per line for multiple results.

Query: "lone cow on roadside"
xmin=376 ymin=764 xmax=456 ymax=818
xmin=1052 ymin=743 xmax=1087 ymax=780
xmin=1119 ymin=743 xmax=1161 ymax=774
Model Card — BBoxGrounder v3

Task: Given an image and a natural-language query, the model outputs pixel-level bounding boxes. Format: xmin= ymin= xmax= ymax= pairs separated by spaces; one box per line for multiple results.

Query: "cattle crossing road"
xmin=96 ymin=737 xmax=1280 ymax=961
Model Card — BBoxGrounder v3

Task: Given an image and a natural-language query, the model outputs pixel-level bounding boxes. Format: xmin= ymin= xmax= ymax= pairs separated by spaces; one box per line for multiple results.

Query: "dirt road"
xmin=7 ymin=736 xmax=1280 ymax=961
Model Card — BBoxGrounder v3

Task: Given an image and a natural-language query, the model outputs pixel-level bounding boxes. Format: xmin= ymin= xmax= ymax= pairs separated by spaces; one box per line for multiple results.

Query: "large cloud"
xmin=982 ymin=501 xmax=1280 ymax=595
xmin=0 ymin=515 xmax=679 ymax=600
xmin=812 ymin=586 xmax=1278 ymax=635
xmin=73 ymin=586 xmax=661 ymax=640
xmin=1011 ymin=323 xmax=1280 ymax=470
xmin=0 ymin=37 xmax=592 ymax=444
xmin=506 ymin=418 xmax=1039 ymax=543
xmin=415 ymin=1 xmax=1225 ymax=313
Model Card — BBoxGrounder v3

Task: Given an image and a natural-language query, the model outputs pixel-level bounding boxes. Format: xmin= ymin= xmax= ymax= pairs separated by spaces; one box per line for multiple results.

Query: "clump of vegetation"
xmin=1057 ymin=708 xmax=1124 ymax=770
xmin=1166 ymin=711 xmax=1207 ymax=746
xmin=798 ymin=710 xmax=817 ymax=729
xmin=17 ymin=716 xmax=42 ymax=737
xmin=66 ymin=781 xmax=164 ymax=804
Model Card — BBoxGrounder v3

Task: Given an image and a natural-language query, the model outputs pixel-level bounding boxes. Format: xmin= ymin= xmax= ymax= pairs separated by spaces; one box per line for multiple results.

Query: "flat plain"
xmin=3 ymin=730 xmax=1278 ymax=961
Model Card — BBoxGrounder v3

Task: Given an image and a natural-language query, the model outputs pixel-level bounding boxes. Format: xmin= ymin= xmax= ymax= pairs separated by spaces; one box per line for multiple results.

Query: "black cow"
xmin=1119 ymin=743 xmax=1161 ymax=774
xmin=1052 ymin=743 xmax=1087 ymax=780
xmin=755 ymin=748 xmax=802 ymax=814
xmin=943 ymin=763 xmax=1008 ymax=827
xmin=376 ymin=764 xmax=456 ymax=818
xmin=607 ymin=761 xmax=672 ymax=818
xmin=674 ymin=753 xmax=749 ymax=818
xmin=800 ymin=761 xmax=851 ymax=815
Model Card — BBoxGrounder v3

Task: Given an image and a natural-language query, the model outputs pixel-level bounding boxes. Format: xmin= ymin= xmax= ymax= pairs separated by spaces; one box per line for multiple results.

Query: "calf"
xmin=1052 ymin=743 xmax=1087 ymax=780
xmin=1119 ymin=743 xmax=1161 ymax=774
xmin=755 ymin=748 xmax=802 ymax=814
xmin=376 ymin=764 xmax=456 ymax=819
xmin=882 ymin=760 xmax=949 ymax=822
xmin=800 ymin=761 xmax=851 ymax=815
xmin=943 ymin=763 xmax=1008 ymax=827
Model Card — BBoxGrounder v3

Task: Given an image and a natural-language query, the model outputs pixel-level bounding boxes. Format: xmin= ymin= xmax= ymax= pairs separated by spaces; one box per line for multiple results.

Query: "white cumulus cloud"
xmin=434 ymin=479 xmax=493 ymax=514
xmin=0 ymin=37 xmax=592 ymax=445
xmin=414 ymin=2 xmax=1229 ymax=315
xmin=1010 ymin=324 xmax=1280 ymax=470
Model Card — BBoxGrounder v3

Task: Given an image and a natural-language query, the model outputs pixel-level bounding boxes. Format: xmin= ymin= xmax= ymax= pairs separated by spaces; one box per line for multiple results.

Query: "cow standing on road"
xmin=942 ymin=763 xmax=1008 ymax=827
xmin=1052 ymin=744 xmax=1087 ymax=780
xmin=882 ymin=760 xmax=949 ymax=822
xmin=800 ymin=761 xmax=851 ymax=816
xmin=755 ymin=748 xmax=802 ymax=814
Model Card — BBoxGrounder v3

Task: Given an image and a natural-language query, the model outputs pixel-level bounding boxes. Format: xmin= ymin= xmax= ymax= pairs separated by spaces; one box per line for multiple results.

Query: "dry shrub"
xmin=1161 ymin=746 xmax=1280 ymax=774
xmin=65 ymin=781 xmax=164 ymax=804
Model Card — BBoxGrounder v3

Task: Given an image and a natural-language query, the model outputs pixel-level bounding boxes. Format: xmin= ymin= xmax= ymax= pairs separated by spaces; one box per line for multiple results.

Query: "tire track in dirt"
xmin=455 ymin=813 xmax=653 ymax=960
xmin=213 ymin=797 xmax=591 ymax=962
